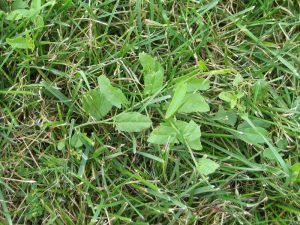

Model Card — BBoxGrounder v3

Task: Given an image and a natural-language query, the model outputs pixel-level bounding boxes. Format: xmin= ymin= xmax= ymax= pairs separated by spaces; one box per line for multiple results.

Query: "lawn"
xmin=0 ymin=0 xmax=300 ymax=224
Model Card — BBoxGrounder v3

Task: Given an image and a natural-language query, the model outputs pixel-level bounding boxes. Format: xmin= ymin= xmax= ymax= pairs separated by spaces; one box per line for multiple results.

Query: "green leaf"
xmin=197 ymin=60 xmax=207 ymax=72
xmin=186 ymin=78 xmax=210 ymax=92
xmin=115 ymin=112 xmax=152 ymax=132
xmin=98 ymin=75 xmax=127 ymax=108
xmin=238 ymin=117 xmax=271 ymax=129
xmin=165 ymin=82 xmax=187 ymax=119
xmin=276 ymin=139 xmax=288 ymax=149
xmin=236 ymin=118 xmax=271 ymax=145
xmin=213 ymin=106 xmax=237 ymax=126
xmin=197 ymin=158 xmax=219 ymax=176
xmin=6 ymin=35 xmax=35 ymax=50
xmin=139 ymin=53 xmax=164 ymax=95
xmin=139 ymin=53 xmax=156 ymax=73
xmin=97 ymin=74 xmax=111 ymax=86
xmin=70 ymin=133 xmax=83 ymax=149
xmin=147 ymin=123 xmax=178 ymax=145
xmin=218 ymin=91 xmax=234 ymax=102
xmin=290 ymin=163 xmax=300 ymax=182
xmin=236 ymin=127 xmax=269 ymax=145
xmin=237 ymin=118 xmax=271 ymax=130
xmin=233 ymin=74 xmax=244 ymax=87
xmin=6 ymin=0 xmax=46 ymax=21
xmin=263 ymin=147 xmax=283 ymax=160
xmin=148 ymin=120 xmax=202 ymax=150
xmin=175 ymin=120 xmax=202 ymax=150
xmin=82 ymin=89 xmax=112 ymax=120
xmin=290 ymin=163 xmax=300 ymax=174
xmin=219 ymin=91 xmax=244 ymax=108
xmin=188 ymin=139 xmax=202 ymax=151
xmin=34 ymin=14 xmax=44 ymax=28
xmin=12 ymin=0 xmax=28 ymax=10
xmin=31 ymin=0 xmax=41 ymax=10
xmin=57 ymin=140 xmax=65 ymax=150
xmin=178 ymin=93 xmax=210 ymax=113
xmin=252 ymin=79 xmax=270 ymax=103
xmin=6 ymin=9 xmax=32 ymax=20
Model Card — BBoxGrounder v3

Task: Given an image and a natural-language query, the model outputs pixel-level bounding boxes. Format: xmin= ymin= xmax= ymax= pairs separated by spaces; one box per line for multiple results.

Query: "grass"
xmin=0 ymin=0 xmax=300 ymax=224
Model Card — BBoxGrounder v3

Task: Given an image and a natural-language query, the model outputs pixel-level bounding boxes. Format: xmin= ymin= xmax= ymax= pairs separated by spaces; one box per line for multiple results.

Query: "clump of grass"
xmin=1 ymin=0 xmax=300 ymax=224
